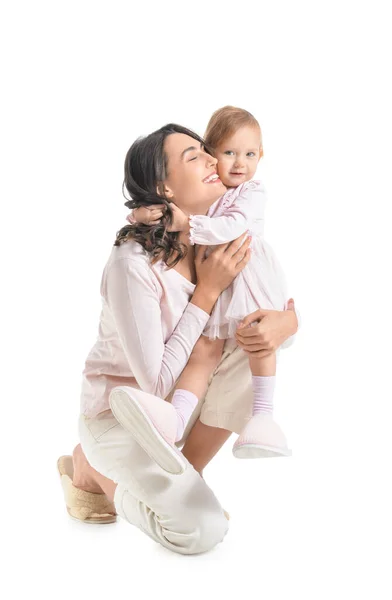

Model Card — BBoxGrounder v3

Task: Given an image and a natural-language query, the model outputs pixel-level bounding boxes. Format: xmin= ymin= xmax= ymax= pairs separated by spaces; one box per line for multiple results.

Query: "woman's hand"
xmin=195 ymin=231 xmax=252 ymax=298
xmin=235 ymin=299 xmax=298 ymax=358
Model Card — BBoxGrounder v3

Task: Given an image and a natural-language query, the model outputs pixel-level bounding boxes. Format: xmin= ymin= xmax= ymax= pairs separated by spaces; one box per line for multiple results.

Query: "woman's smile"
xmin=203 ymin=172 xmax=221 ymax=184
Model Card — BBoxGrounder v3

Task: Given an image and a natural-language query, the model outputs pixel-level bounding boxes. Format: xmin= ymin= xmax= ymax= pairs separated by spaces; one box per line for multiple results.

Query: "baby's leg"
xmin=171 ymin=336 xmax=226 ymax=441
xmin=248 ymin=352 xmax=276 ymax=415
xmin=249 ymin=352 xmax=276 ymax=376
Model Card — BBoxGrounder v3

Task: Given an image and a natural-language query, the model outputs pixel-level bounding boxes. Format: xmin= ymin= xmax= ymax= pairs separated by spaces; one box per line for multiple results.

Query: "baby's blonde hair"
xmin=204 ymin=105 xmax=262 ymax=151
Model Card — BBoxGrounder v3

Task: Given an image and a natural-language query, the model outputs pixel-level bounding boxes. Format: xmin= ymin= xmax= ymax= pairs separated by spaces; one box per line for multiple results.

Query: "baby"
xmin=129 ymin=106 xmax=299 ymax=461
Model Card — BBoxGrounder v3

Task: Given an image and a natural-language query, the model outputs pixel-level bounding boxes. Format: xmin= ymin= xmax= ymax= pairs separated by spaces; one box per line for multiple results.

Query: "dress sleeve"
xmin=105 ymin=258 xmax=210 ymax=397
xmin=188 ymin=180 xmax=266 ymax=245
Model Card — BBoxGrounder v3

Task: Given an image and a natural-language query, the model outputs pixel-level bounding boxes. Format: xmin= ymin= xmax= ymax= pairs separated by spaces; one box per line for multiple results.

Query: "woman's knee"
xmin=117 ymin=484 xmax=229 ymax=555
xmin=196 ymin=510 xmax=228 ymax=553
xmin=170 ymin=509 xmax=229 ymax=555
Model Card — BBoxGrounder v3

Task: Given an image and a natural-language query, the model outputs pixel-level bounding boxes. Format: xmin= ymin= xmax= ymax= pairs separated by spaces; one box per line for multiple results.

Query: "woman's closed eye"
xmin=188 ymin=146 xmax=212 ymax=161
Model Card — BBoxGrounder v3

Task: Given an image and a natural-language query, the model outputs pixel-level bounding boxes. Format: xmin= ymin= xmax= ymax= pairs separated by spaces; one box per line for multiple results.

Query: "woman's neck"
xmin=172 ymin=241 xmax=197 ymax=283
xmin=168 ymin=200 xmax=219 ymax=283
xmin=177 ymin=229 xmax=192 ymax=248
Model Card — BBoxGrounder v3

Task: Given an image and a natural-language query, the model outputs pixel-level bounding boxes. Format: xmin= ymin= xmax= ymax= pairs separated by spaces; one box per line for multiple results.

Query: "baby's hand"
xmin=167 ymin=203 xmax=190 ymax=233
xmin=130 ymin=204 xmax=165 ymax=226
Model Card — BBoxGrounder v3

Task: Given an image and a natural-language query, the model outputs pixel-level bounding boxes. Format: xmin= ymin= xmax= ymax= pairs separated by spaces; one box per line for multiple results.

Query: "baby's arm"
xmin=127 ymin=205 xmax=165 ymax=226
xmin=188 ymin=180 xmax=266 ymax=245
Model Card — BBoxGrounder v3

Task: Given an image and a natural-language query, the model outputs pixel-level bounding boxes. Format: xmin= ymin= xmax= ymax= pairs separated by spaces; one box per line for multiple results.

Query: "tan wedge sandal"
xmin=57 ymin=455 xmax=117 ymax=524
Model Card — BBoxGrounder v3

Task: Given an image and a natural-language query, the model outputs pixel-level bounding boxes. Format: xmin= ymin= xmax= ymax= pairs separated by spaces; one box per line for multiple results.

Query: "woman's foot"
xmin=57 ymin=452 xmax=117 ymax=523
xmin=72 ymin=444 xmax=104 ymax=494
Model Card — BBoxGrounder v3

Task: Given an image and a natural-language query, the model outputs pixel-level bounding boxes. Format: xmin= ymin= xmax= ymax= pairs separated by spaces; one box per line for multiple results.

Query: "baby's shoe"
xmin=232 ymin=413 xmax=292 ymax=459
xmin=109 ymin=386 xmax=186 ymax=475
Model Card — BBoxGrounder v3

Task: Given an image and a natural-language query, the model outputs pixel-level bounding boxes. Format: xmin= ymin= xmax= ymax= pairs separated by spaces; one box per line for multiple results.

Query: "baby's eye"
xmin=189 ymin=156 xmax=198 ymax=161
xmin=224 ymin=150 xmax=234 ymax=156
xmin=247 ymin=152 xmax=256 ymax=157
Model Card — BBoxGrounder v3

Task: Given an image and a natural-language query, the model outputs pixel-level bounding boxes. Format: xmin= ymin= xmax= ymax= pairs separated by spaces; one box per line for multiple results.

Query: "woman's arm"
xmin=187 ymin=180 xmax=266 ymax=245
xmin=104 ymin=233 xmax=252 ymax=397
xmin=105 ymin=258 xmax=211 ymax=398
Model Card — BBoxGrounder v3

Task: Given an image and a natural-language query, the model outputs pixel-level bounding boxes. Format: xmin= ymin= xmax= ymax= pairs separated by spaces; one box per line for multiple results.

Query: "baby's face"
xmin=214 ymin=125 xmax=263 ymax=188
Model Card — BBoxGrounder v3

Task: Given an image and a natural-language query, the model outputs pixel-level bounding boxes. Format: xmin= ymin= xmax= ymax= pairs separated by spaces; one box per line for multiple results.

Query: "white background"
xmin=1 ymin=1 xmax=391 ymax=598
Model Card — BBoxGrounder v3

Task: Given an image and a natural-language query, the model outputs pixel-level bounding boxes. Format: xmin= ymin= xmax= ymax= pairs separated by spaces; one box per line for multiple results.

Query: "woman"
xmin=58 ymin=124 xmax=298 ymax=555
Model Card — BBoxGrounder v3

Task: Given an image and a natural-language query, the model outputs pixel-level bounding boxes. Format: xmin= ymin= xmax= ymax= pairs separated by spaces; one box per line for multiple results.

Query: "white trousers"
xmin=79 ymin=411 xmax=229 ymax=554
xmin=78 ymin=340 xmax=256 ymax=554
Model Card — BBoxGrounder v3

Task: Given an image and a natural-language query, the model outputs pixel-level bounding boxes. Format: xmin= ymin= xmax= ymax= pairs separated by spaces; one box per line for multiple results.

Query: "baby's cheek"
xmin=217 ymin=163 xmax=231 ymax=186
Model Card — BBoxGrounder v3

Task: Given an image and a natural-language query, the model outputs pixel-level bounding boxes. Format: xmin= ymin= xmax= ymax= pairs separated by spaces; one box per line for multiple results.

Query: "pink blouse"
xmin=80 ymin=240 xmax=210 ymax=417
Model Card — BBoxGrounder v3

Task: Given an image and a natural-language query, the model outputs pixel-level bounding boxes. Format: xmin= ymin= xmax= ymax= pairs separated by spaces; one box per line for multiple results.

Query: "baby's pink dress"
xmin=189 ymin=180 xmax=291 ymax=340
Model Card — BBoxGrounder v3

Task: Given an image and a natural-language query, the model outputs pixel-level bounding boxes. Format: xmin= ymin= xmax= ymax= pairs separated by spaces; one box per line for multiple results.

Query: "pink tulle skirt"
xmin=203 ymin=237 xmax=288 ymax=340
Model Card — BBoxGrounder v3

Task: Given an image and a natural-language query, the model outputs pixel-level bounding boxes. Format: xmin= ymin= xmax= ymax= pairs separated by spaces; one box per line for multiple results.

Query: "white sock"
xmin=172 ymin=389 xmax=199 ymax=441
xmin=252 ymin=375 xmax=275 ymax=415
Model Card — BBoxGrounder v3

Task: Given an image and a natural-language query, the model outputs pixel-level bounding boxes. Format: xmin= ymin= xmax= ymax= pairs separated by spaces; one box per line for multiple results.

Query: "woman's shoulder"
xmin=107 ymin=239 xmax=148 ymax=264
xmin=105 ymin=240 xmax=157 ymax=277
xmin=101 ymin=240 xmax=161 ymax=297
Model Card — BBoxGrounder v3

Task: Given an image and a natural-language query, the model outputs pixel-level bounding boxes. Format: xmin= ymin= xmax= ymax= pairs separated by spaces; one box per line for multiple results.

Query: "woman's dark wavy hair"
xmin=114 ymin=123 xmax=212 ymax=268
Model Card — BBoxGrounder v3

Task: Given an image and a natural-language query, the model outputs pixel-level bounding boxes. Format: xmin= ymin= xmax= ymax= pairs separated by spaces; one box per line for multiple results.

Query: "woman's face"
xmin=162 ymin=133 xmax=227 ymax=215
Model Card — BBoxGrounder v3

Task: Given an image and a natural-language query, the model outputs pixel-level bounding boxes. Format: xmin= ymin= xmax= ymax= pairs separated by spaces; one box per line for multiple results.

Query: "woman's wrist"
xmin=190 ymin=285 xmax=219 ymax=315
